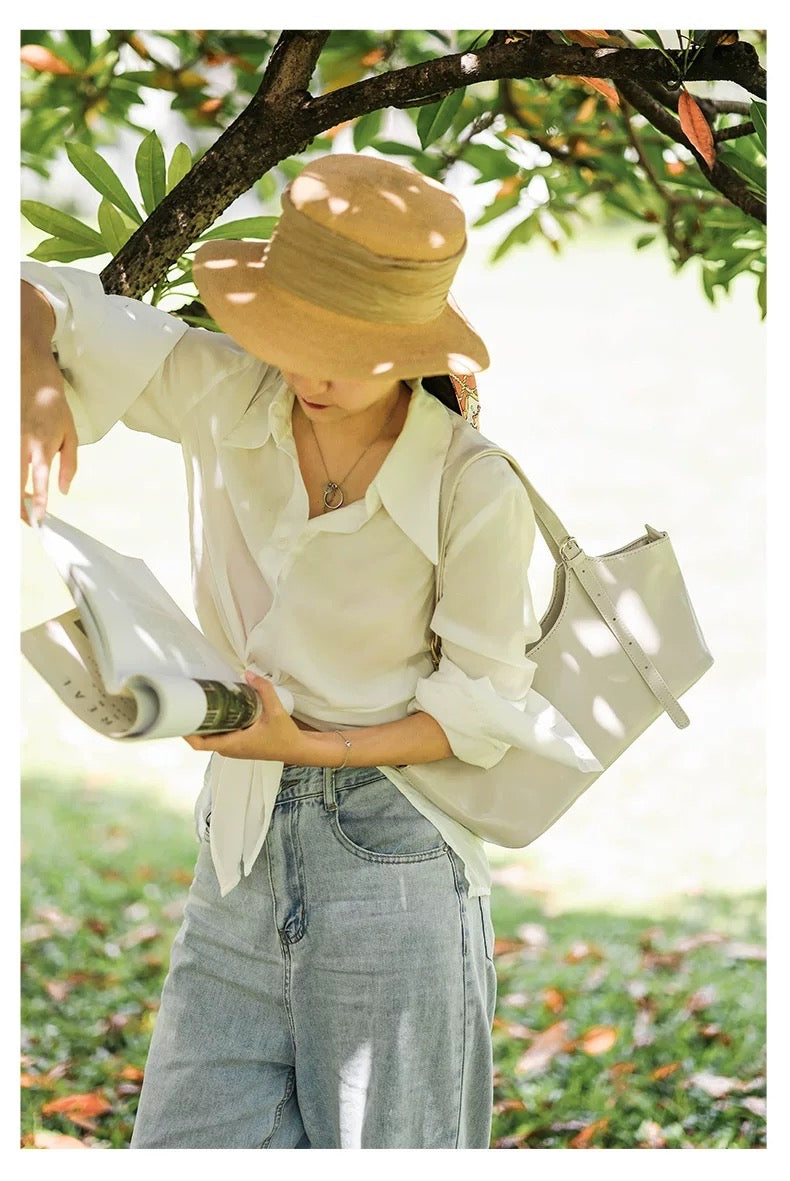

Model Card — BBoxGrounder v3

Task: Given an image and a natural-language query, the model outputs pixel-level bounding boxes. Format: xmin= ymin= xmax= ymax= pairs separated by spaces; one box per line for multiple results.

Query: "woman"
xmin=21 ymin=153 xmax=595 ymax=1149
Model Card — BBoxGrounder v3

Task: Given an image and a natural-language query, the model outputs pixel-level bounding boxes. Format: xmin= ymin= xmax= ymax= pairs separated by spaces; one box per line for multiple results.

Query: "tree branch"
xmin=101 ymin=30 xmax=330 ymax=297
xmin=99 ymin=32 xmax=766 ymax=297
xmin=615 ymin=78 xmax=766 ymax=224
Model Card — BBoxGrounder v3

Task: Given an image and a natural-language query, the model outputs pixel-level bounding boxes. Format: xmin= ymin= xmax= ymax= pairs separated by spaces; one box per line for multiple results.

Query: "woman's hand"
xmin=21 ymin=280 xmax=78 ymax=523
xmin=183 ymin=672 xmax=310 ymax=763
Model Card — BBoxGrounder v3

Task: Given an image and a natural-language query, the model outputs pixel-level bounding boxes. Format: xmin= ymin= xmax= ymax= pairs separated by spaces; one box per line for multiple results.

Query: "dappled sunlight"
xmin=591 ymin=694 xmax=627 ymax=739
xmin=380 ymin=189 xmax=407 ymax=212
xmin=227 ymin=292 xmax=256 ymax=305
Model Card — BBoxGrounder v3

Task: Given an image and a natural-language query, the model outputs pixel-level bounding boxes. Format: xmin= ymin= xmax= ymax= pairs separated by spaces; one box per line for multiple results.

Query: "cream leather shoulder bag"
xmin=399 ymin=428 xmax=714 ymax=847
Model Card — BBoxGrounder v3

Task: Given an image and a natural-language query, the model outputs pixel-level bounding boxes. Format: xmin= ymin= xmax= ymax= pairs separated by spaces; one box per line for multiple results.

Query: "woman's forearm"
xmin=296 ymin=710 xmax=452 ymax=768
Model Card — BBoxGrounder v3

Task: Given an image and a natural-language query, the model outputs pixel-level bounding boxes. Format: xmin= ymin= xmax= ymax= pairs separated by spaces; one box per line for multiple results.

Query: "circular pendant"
xmin=323 ymin=482 xmax=344 ymax=511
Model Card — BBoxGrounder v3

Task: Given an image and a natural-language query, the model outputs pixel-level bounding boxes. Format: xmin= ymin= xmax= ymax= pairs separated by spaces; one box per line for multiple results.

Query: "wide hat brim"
xmin=192 ymin=239 xmax=490 ymax=382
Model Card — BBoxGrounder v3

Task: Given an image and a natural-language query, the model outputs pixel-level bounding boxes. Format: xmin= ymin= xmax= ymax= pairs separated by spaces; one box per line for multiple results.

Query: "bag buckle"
xmin=560 ymin=536 xmax=582 ymax=562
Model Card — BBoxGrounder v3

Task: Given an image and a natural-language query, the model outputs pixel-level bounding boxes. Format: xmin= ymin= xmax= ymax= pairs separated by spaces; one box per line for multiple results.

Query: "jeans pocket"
xmin=332 ymin=775 xmax=447 ymax=864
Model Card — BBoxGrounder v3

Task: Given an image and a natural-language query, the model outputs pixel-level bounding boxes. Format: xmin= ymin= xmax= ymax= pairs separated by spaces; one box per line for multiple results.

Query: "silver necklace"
xmin=308 ymin=393 xmax=402 ymax=511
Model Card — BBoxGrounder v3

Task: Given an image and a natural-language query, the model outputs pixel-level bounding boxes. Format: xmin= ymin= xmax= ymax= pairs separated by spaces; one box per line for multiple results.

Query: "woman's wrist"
xmin=291 ymin=728 xmax=354 ymax=768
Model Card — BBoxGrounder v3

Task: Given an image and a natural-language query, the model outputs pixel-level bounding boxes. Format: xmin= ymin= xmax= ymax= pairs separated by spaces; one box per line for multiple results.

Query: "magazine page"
xmin=21 ymin=610 xmax=262 ymax=740
xmin=30 ymin=510 xmax=243 ymax=693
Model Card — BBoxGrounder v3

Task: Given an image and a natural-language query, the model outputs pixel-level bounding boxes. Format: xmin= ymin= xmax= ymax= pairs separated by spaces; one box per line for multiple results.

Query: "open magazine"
xmin=21 ymin=508 xmax=293 ymax=741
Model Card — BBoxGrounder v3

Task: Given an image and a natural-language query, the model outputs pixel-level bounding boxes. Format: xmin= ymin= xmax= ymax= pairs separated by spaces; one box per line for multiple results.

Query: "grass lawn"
xmin=20 ymin=773 xmax=765 ymax=1150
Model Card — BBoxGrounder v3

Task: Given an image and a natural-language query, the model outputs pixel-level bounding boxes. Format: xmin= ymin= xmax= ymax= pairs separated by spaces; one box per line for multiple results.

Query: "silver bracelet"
xmin=333 ymin=730 xmax=352 ymax=770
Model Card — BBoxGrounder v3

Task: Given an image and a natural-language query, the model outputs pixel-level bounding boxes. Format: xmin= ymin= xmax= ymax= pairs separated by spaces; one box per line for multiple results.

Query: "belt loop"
xmin=322 ymin=765 xmax=337 ymax=812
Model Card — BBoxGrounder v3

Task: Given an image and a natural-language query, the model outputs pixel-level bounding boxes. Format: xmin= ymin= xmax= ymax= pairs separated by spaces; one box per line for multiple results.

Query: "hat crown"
xmin=285 ymin=154 xmax=467 ymax=262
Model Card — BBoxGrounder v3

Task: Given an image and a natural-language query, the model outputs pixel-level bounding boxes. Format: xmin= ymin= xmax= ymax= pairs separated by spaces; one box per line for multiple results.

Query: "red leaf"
xmin=678 ymin=88 xmax=716 ymax=168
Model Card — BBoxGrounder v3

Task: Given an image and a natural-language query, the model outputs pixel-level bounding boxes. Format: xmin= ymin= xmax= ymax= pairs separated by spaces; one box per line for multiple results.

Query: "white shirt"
xmin=22 ymin=260 xmax=597 ymax=898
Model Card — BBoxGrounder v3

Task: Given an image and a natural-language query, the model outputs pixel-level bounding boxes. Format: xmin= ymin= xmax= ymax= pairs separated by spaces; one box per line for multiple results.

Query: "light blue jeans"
xmin=130 ymin=764 xmax=497 ymax=1148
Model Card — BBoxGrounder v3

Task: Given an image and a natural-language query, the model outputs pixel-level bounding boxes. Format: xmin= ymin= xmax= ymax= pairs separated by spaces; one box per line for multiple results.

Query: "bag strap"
xmin=432 ymin=445 xmax=689 ymax=729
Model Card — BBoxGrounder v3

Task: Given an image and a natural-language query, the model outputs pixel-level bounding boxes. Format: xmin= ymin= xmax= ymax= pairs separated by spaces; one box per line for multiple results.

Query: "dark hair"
xmin=420 ymin=374 xmax=462 ymax=417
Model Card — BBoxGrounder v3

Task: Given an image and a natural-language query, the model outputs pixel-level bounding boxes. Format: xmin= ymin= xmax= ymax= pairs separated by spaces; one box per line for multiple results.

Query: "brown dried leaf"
xmin=651 ymin=1061 xmax=683 ymax=1080
xmin=44 ymin=979 xmax=72 ymax=1003
xmin=683 ymin=984 xmax=717 ymax=1013
xmin=515 ymin=1021 xmax=570 ymax=1075
xmin=120 ymin=923 xmax=160 ymax=948
xmin=578 ymin=77 xmax=620 ymax=109
xmin=119 ymin=1064 xmax=145 ymax=1082
xmin=678 ymin=88 xmax=716 ymax=169
xmin=577 ymin=95 xmax=598 ymax=123
xmin=563 ymin=31 xmax=607 ymax=47
xmin=569 ymin=1117 xmax=609 ymax=1147
xmin=542 ymin=987 xmax=565 ymax=1014
xmin=577 ymin=1024 xmax=618 ymax=1055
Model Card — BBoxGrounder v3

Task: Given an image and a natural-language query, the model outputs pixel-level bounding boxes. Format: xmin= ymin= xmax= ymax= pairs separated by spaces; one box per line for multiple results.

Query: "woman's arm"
xmin=184 ymin=672 xmax=453 ymax=767
xmin=21 ymin=279 xmax=78 ymax=522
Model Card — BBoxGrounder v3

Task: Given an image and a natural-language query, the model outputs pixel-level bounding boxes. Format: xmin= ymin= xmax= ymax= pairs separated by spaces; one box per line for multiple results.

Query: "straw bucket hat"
xmin=193 ymin=153 xmax=489 ymax=382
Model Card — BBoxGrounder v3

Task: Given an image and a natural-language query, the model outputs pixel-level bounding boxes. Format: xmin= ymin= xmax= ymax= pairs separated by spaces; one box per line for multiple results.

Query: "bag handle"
xmin=432 ymin=447 xmax=689 ymax=728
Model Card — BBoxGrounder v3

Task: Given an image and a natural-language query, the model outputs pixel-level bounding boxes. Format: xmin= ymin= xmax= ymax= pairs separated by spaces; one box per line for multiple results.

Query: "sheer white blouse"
xmin=22 ymin=260 xmax=598 ymax=898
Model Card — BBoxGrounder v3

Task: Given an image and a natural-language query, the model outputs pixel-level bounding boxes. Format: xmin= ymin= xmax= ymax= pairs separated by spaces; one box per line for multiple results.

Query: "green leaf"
xmin=20 ymin=200 xmax=104 ymax=249
xmin=416 ymin=87 xmax=466 ymax=149
xmin=97 ymin=198 xmax=137 ymax=256
xmin=365 ymin=140 xmax=421 ymax=157
xmin=28 ymin=236 xmax=107 ymax=263
xmin=640 ymin=30 xmax=666 ymax=49
xmin=491 ymin=214 xmax=537 ymax=262
xmin=65 ymin=142 xmax=143 ymax=223
xmin=353 ymin=109 xmax=384 ymax=151
xmin=136 ymin=130 xmax=167 ymax=215
xmin=718 ymin=145 xmax=766 ymax=199
xmin=750 ymin=101 xmax=767 ymax=153
xmin=198 ymin=217 xmax=279 ymax=241
xmin=473 ymin=192 xmax=521 ymax=227
xmin=65 ymin=30 xmax=92 ymax=63
xmin=701 ymin=264 xmax=718 ymax=304
xmin=635 ymin=233 xmax=656 ymax=250
xmin=167 ymin=142 xmax=193 ymax=192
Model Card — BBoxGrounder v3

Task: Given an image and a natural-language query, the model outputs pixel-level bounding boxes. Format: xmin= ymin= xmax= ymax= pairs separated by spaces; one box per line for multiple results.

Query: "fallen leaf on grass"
xmin=120 ymin=923 xmax=161 ymax=949
xmin=41 ymin=1091 xmax=113 ymax=1129
xmin=119 ymin=1064 xmax=145 ymax=1082
xmin=34 ymin=905 xmax=78 ymax=933
xmin=638 ymin=1120 xmax=667 ymax=1148
xmin=569 ymin=1117 xmax=609 ymax=1148
xmin=493 ymin=1097 xmax=527 ymax=1116
xmin=23 ymin=1131 xmax=89 ymax=1149
xmin=492 ymin=1017 xmax=535 ymax=1039
xmin=493 ymin=938 xmax=525 ymax=956
xmin=44 ymin=979 xmax=72 ymax=1003
xmin=575 ymin=1024 xmax=618 ymax=1055
xmin=741 ymin=1096 xmax=766 ymax=1118
xmin=515 ymin=1021 xmax=571 ymax=1075
xmin=682 ymin=985 xmax=717 ymax=1014
xmin=651 ymin=1061 xmax=682 ymax=1080
xmin=542 ymin=987 xmax=566 ymax=1014
xmin=687 ymin=1072 xmax=747 ymax=1098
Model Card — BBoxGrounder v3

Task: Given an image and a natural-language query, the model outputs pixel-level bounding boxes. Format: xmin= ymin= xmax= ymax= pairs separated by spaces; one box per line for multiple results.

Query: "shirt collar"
xmin=222 ymin=375 xmax=453 ymax=564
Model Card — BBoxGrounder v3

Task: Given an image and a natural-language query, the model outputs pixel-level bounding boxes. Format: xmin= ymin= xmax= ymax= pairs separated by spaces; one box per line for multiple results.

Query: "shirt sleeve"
xmin=21 ymin=260 xmax=257 ymax=445
xmin=409 ymin=454 xmax=601 ymax=773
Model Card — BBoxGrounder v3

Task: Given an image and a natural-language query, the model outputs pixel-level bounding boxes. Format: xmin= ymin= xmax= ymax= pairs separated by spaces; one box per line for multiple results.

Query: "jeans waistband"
xmin=275 ymin=763 xmax=387 ymax=806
